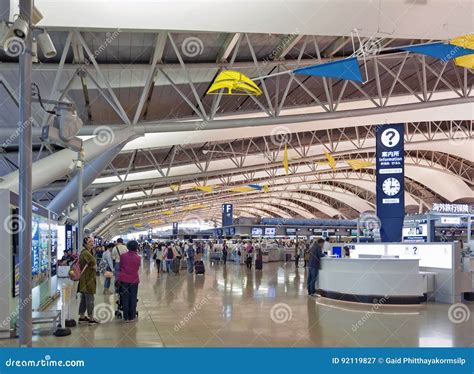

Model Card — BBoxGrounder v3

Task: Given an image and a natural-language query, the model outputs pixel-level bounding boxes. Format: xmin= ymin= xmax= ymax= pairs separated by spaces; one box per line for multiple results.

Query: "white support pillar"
xmin=0 ymin=126 xmax=142 ymax=193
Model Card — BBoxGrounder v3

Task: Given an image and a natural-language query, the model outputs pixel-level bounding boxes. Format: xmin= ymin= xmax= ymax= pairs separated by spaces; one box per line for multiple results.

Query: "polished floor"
xmin=2 ymin=259 xmax=473 ymax=347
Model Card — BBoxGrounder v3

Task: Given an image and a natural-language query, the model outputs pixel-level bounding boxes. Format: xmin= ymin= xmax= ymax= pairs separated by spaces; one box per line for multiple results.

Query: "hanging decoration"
xmin=346 ymin=159 xmax=375 ymax=170
xmin=323 ymin=150 xmax=337 ymax=171
xmin=204 ymin=35 xmax=474 ymax=96
xmin=248 ymin=184 xmax=270 ymax=192
xmin=283 ymin=144 xmax=289 ymax=175
xmin=192 ymin=185 xmax=214 ymax=193
xmin=207 ymin=70 xmax=262 ymax=96
xmin=169 ymin=184 xmax=180 ymax=192
xmin=229 ymin=186 xmax=256 ymax=193
xmin=450 ymin=35 xmax=474 ymax=69
xmin=399 ymin=41 xmax=474 ymax=61
xmin=293 ymin=57 xmax=363 ymax=83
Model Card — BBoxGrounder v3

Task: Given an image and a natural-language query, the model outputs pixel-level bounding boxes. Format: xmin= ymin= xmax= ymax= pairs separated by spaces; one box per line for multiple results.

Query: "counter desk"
xmin=317 ymin=258 xmax=428 ymax=304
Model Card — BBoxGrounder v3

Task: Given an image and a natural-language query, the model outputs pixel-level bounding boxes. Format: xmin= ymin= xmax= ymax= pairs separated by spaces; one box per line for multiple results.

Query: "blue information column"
xmin=376 ymin=124 xmax=405 ymax=242
xmin=172 ymin=222 xmax=179 ymax=236
xmin=222 ymin=204 xmax=233 ymax=226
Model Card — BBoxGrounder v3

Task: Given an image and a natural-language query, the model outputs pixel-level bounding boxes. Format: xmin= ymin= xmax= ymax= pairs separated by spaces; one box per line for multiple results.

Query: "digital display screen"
xmin=264 ymin=227 xmax=276 ymax=236
xmin=50 ymin=223 xmax=58 ymax=276
xmin=285 ymin=228 xmax=297 ymax=235
xmin=251 ymin=227 xmax=263 ymax=236
xmin=225 ymin=227 xmax=235 ymax=236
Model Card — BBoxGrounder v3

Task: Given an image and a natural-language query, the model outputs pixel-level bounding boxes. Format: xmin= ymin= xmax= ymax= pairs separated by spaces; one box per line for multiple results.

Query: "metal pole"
xmin=18 ymin=0 xmax=33 ymax=348
xmin=76 ymin=149 xmax=84 ymax=251
xmin=466 ymin=215 xmax=471 ymax=243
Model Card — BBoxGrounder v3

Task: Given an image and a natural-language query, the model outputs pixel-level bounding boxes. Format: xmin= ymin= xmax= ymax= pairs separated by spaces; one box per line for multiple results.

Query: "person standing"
xmin=164 ymin=242 xmax=174 ymax=273
xmin=112 ymin=238 xmax=128 ymax=279
xmin=303 ymin=242 xmax=310 ymax=268
xmin=117 ymin=240 xmax=141 ymax=323
xmin=222 ymin=240 xmax=228 ymax=266
xmin=78 ymin=237 xmax=100 ymax=325
xmin=186 ymin=240 xmax=195 ymax=274
xmin=294 ymin=242 xmax=300 ymax=268
xmin=307 ymin=238 xmax=325 ymax=297
xmin=153 ymin=243 xmax=162 ymax=274
xmin=245 ymin=241 xmax=254 ymax=270
xmin=102 ymin=243 xmax=115 ymax=294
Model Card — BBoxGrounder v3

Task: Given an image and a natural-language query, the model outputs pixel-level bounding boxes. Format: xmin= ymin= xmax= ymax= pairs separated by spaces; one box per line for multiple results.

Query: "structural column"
xmin=18 ymin=0 xmax=33 ymax=348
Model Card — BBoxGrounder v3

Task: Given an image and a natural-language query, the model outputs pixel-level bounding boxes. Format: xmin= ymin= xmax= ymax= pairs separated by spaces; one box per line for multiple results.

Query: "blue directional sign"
xmin=172 ymin=222 xmax=179 ymax=236
xmin=376 ymin=124 xmax=405 ymax=242
xmin=222 ymin=204 xmax=233 ymax=226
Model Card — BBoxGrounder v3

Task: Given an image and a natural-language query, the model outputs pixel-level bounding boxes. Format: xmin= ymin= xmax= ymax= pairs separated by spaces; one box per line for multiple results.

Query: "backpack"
xmin=187 ymin=245 xmax=195 ymax=258
xmin=166 ymin=248 xmax=174 ymax=259
xmin=97 ymin=257 xmax=108 ymax=273
xmin=69 ymin=256 xmax=87 ymax=281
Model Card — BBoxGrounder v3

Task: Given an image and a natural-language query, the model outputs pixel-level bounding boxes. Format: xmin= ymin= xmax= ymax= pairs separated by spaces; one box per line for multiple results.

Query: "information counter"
xmin=318 ymin=242 xmax=471 ymax=304
xmin=318 ymin=258 xmax=425 ymax=304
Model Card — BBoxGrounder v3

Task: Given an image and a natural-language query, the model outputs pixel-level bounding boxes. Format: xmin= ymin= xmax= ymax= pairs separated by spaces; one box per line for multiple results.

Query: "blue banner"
xmin=222 ymin=203 xmax=233 ymax=226
xmin=376 ymin=124 xmax=405 ymax=242
xmin=0 ymin=348 xmax=471 ymax=373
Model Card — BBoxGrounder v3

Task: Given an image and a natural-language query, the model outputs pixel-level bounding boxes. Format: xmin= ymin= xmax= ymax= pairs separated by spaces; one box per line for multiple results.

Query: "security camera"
xmin=0 ymin=21 xmax=9 ymax=45
xmin=12 ymin=17 xmax=28 ymax=39
xmin=55 ymin=104 xmax=83 ymax=141
xmin=37 ymin=31 xmax=56 ymax=58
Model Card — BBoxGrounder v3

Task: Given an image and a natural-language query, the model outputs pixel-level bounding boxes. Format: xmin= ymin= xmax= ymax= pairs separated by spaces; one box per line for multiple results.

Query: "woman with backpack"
xmin=164 ymin=242 xmax=175 ymax=273
xmin=78 ymin=237 xmax=100 ymax=325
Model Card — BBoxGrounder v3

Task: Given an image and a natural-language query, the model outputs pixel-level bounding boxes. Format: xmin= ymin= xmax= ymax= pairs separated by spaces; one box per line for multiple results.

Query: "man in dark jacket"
xmin=307 ymin=238 xmax=325 ymax=297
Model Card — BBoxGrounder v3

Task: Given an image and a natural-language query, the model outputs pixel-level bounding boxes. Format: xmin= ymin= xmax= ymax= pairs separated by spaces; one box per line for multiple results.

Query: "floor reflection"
xmin=2 ymin=260 xmax=472 ymax=347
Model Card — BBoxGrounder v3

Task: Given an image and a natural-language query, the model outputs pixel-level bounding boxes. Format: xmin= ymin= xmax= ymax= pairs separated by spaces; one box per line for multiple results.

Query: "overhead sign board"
xmin=222 ymin=204 xmax=233 ymax=226
xmin=376 ymin=124 xmax=405 ymax=242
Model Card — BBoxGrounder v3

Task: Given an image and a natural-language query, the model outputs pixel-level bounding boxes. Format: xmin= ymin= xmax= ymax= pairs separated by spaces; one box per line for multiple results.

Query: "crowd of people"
xmin=66 ymin=235 xmax=329 ymax=326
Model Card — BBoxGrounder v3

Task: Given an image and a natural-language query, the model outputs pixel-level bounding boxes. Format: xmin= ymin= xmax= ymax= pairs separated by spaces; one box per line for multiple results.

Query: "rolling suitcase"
xmin=255 ymin=259 xmax=263 ymax=270
xmin=195 ymin=260 xmax=205 ymax=275
xmin=180 ymin=258 xmax=187 ymax=270
xmin=172 ymin=258 xmax=180 ymax=274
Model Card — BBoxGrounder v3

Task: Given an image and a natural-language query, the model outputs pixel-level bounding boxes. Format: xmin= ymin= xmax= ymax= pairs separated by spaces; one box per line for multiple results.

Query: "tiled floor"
xmin=2 ymin=260 xmax=473 ymax=347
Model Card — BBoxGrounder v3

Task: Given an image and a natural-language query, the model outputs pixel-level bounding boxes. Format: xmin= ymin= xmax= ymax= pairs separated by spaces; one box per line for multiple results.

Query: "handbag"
xmin=103 ymin=271 xmax=113 ymax=279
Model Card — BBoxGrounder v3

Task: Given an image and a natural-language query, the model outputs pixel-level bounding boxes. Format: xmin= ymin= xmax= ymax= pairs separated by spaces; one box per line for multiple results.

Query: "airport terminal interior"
xmin=0 ymin=0 xmax=472 ymax=348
